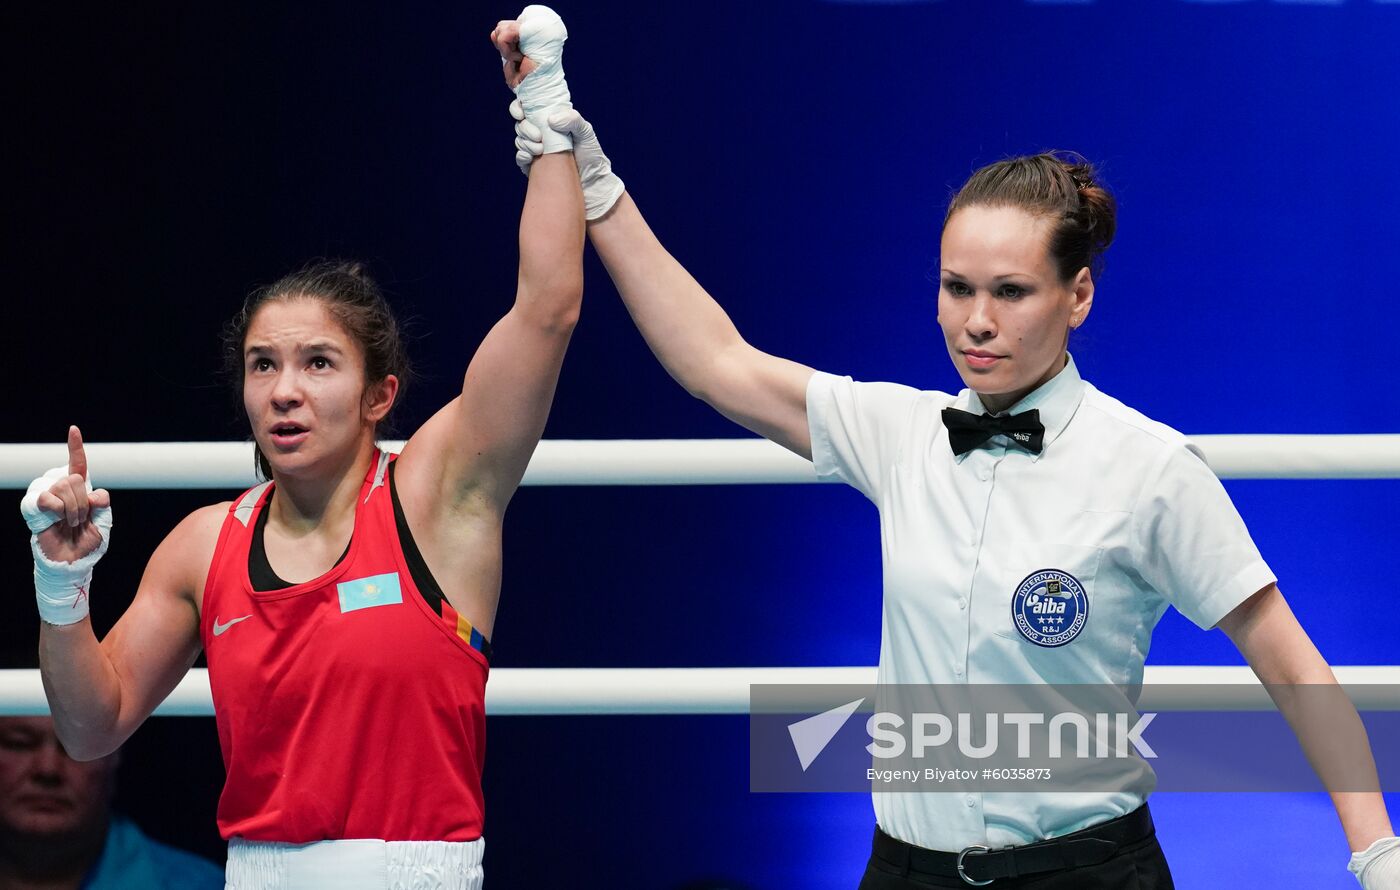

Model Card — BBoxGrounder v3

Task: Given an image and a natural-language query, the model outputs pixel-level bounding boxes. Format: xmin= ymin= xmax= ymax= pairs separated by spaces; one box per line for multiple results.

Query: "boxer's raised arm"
xmin=398 ymin=7 xmax=585 ymax=513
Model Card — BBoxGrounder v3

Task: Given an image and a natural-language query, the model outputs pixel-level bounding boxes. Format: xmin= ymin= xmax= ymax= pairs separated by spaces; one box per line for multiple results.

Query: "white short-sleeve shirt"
xmin=806 ymin=354 xmax=1275 ymax=851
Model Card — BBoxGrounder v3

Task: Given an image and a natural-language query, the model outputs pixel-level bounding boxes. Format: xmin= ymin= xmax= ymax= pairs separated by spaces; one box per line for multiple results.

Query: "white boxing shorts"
xmin=225 ymin=837 xmax=485 ymax=890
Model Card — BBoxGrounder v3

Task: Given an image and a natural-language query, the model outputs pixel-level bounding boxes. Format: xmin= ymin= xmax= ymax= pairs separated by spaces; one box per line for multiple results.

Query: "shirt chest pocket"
xmin=984 ymin=541 xmax=1105 ymax=649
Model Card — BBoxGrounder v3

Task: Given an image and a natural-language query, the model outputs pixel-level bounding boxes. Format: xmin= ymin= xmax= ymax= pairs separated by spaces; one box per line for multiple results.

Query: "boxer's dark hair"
xmin=222 ymin=260 xmax=412 ymax=480
xmin=945 ymin=151 xmax=1117 ymax=281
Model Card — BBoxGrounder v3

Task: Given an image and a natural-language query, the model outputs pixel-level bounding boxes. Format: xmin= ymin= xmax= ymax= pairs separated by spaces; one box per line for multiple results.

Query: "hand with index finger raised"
xmin=66 ymin=425 xmax=87 ymax=481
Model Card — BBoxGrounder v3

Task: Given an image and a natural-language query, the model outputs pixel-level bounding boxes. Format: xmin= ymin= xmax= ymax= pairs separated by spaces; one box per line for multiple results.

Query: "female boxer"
xmin=21 ymin=8 xmax=584 ymax=887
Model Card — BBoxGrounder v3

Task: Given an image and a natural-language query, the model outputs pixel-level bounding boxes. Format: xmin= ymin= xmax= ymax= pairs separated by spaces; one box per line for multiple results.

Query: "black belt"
xmin=871 ymin=804 xmax=1156 ymax=886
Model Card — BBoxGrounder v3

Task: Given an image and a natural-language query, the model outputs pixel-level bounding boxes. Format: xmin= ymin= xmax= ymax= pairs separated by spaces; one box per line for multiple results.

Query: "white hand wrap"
xmin=1350 ymin=836 xmax=1400 ymax=888
xmin=512 ymin=5 xmax=572 ymax=154
xmin=21 ymin=466 xmax=112 ymax=626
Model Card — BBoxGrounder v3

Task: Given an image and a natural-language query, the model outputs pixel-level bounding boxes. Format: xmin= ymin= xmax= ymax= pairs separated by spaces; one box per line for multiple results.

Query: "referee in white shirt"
xmin=509 ymin=88 xmax=1400 ymax=886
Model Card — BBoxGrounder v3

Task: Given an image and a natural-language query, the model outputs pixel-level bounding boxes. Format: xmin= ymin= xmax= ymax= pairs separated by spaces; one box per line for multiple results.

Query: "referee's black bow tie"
xmin=941 ymin=407 xmax=1045 ymax=456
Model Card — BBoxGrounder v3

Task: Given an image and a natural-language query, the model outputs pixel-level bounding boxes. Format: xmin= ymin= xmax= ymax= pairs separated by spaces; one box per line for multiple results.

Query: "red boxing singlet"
xmin=200 ymin=451 xmax=489 ymax=842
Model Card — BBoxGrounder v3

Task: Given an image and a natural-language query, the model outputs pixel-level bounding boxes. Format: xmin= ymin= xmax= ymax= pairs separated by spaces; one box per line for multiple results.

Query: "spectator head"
xmin=0 ymin=716 xmax=117 ymax=841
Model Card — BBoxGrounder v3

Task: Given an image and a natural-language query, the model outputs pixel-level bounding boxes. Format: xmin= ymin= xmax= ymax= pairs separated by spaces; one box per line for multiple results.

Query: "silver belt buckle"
xmin=956 ymin=844 xmax=994 ymax=886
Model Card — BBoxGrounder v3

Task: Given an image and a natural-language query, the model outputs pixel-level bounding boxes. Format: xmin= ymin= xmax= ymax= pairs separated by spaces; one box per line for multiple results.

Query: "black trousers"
xmin=858 ymin=821 xmax=1175 ymax=889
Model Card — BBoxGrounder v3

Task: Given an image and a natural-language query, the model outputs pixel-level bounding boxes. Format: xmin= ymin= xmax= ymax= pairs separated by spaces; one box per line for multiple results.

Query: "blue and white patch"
xmin=337 ymin=572 xmax=403 ymax=614
xmin=1011 ymin=568 xmax=1088 ymax=647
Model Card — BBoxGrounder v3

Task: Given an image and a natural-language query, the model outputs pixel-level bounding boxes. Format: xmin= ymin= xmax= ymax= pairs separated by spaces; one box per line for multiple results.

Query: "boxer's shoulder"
xmin=155 ymin=501 xmax=231 ymax=598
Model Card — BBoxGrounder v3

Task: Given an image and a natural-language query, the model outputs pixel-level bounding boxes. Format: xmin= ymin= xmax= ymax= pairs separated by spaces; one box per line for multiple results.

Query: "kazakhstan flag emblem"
xmin=337 ymin=572 xmax=403 ymax=613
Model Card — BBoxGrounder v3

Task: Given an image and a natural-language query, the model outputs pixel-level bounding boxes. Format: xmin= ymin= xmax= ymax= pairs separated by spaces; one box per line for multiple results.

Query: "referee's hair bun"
xmin=946 ymin=151 xmax=1118 ymax=282
xmin=1060 ymin=156 xmax=1117 ymax=261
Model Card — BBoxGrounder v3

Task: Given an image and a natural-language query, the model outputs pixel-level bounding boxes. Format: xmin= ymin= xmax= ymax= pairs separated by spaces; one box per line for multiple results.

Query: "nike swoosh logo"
xmin=212 ymin=615 xmax=251 ymax=636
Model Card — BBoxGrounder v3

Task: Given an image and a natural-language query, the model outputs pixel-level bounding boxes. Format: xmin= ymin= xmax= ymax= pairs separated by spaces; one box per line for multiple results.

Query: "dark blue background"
xmin=8 ymin=1 xmax=1398 ymax=887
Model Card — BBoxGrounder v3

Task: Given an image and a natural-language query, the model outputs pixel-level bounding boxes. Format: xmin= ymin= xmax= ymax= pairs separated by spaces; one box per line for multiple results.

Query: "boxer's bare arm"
xmin=41 ymin=502 xmax=221 ymax=761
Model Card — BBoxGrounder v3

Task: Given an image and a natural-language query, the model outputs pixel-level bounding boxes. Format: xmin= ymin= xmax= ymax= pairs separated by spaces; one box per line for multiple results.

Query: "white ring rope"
xmin=2 ymin=667 xmax=1399 ymax=716
xmin=2 ymin=435 xmax=1399 ymax=488
xmin=3 ymin=438 xmax=1396 ymax=716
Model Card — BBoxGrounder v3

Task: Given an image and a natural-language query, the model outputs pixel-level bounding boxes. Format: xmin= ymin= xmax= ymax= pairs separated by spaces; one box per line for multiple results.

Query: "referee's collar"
xmin=959 ymin=353 xmax=1086 ymax=462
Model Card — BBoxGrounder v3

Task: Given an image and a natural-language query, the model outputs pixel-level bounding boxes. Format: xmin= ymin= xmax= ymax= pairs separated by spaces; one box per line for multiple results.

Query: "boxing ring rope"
xmin=2 ymin=437 xmax=1398 ymax=716
xmin=2 ymin=667 xmax=1400 ymax=716
xmin=3 ymin=435 xmax=1400 ymax=488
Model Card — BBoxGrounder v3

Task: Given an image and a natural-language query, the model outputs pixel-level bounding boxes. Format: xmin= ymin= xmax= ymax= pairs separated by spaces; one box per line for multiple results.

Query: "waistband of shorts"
xmin=226 ymin=836 xmax=485 ymax=890
xmin=872 ymin=804 xmax=1155 ymax=885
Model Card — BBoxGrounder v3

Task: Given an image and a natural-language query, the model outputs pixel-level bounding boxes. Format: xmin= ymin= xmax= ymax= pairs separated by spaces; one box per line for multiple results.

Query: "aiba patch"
xmin=1011 ymin=569 xmax=1088 ymax=647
